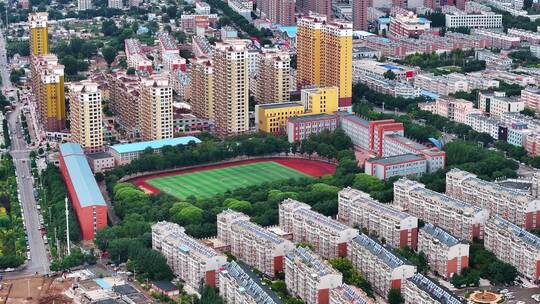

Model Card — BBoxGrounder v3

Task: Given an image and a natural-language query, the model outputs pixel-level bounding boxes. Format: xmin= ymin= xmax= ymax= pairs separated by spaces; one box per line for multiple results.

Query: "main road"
xmin=0 ymin=28 xmax=50 ymax=276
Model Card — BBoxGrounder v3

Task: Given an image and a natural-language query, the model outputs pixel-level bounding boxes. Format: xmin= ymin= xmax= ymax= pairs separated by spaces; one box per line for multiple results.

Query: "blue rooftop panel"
xmin=421 ymin=90 xmax=439 ymax=100
xmin=60 ymin=143 xmax=106 ymax=208
xmin=110 ymin=136 xmax=201 ymax=154
xmin=276 ymin=25 xmax=297 ymax=38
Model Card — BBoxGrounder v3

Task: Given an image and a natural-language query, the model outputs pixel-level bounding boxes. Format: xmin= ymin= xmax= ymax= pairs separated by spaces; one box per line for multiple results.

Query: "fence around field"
xmin=119 ymin=153 xmax=337 ymax=183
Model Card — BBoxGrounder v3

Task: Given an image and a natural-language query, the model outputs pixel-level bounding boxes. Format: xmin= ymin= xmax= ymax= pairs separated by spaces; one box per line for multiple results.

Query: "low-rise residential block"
xmin=349 ymin=234 xmax=416 ymax=297
xmin=279 ymin=199 xmax=359 ymax=259
xmin=217 ymin=209 xmax=294 ymax=277
xmin=151 ymin=221 xmax=227 ymax=290
xmin=393 ymin=178 xmax=490 ymax=240
xmin=338 ymin=187 xmax=418 ymax=249
xmin=418 ymin=223 xmax=469 ymax=279
xmin=402 ymin=273 xmax=465 ymax=304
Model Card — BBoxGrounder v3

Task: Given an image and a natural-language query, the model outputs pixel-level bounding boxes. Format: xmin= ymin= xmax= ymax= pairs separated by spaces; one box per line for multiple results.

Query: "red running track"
xmin=131 ymin=158 xmax=336 ymax=195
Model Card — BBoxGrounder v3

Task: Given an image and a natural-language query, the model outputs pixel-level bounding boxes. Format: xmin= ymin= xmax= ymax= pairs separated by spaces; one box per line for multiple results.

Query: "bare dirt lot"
xmin=0 ymin=276 xmax=72 ymax=304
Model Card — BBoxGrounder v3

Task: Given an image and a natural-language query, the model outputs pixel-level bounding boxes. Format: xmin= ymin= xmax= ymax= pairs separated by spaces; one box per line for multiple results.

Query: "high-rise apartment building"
xmin=78 ymin=0 xmax=92 ymax=10
xmin=151 ymin=222 xmax=227 ymax=289
xmin=257 ymin=0 xmax=296 ymax=25
xmin=31 ymin=54 xmax=66 ymax=132
xmin=190 ymin=57 xmax=214 ymax=120
xmin=255 ymin=48 xmax=291 ymax=104
xmin=107 ymin=71 xmax=141 ymax=136
xmin=217 ymin=209 xmax=295 ymax=277
xmin=297 ymin=14 xmax=353 ymax=110
xmin=279 ymin=199 xmax=359 ymax=259
xmin=485 ymin=216 xmax=540 ymax=280
xmin=139 ymin=74 xmax=173 ymax=140
xmin=29 ymin=12 xmax=48 ymax=56
xmin=352 ymin=0 xmax=369 ymax=31
xmin=213 ymin=40 xmax=250 ymax=138
xmin=108 ymin=0 xmax=123 ymax=9
xmin=68 ymin=81 xmax=103 ymax=153
xmin=297 ymin=0 xmax=332 ymax=19
xmin=338 ymin=187 xmax=418 ymax=250
xmin=402 ymin=273 xmax=465 ymax=304
xmin=219 ymin=261 xmax=283 ymax=304
xmin=285 ymin=247 xmax=343 ymax=304
xmin=393 ymin=178 xmax=490 ymax=241
xmin=417 ymin=223 xmax=469 ymax=279
xmin=446 ymin=169 xmax=540 ymax=228
xmin=349 ymin=234 xmax=416 ymax=298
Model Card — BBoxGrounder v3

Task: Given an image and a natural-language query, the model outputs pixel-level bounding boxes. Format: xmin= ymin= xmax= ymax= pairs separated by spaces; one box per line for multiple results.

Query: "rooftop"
xmin=341 ymin=113 xmax=369 ymax=127
xmin=491 ymin=215 xmax=540 ymax=249
xmin=288 ymin=113 xmax=337 ymax=122
xmin=221 ymin=261 xmax=283 ymax=304
xmin=59 ymin=143 xmax=106 ymax=208
xmin=286 ymin=247 xmax=338 ymax=277
xmin=421 ymin=223 xmax=461 ymax=247
xmin=110 ymin=136 xmax=201 ymax=154
xmin=352 ymin=234 xmax=408 ymax=269
xmin=366 ymin=153 xmax=426 ymax=165
xmin=257 ymin=102 xmax=304 ymax=110
xmin=409 ymin=273 xmax=465 ymax=304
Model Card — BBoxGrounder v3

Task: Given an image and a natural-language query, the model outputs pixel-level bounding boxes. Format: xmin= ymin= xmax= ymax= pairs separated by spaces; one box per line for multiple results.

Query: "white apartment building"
xmin=382 ymin=134 xmax=445 ymax=173
xmin=413 ymin=73 xmax=469 ymax=96
xmin=475 ymin=49 xmax=513 ymax=70
xmin=338 ymin=187 xmax=418 ymax=249
xmin=445 ymin=12 xmax=502 ymax=28
xmin=329 ymin=284 xmax=375 ymax=304
xmin=217 ymin=210 xmax=294 ymax=277
xmin=507 ymin=28 xmax=540 ymax=44
xmin=402 ymin=273 xmax=465 ymax=304
xmin=349 ymin=234 xmax=416 ymax=298
xmin=151 ymin=222 xmax=227 ymax=290
xmin=157 ymin=32 xmax=186 ymax=71
xmin=479 ymin=91 xmax=524 ymax=118
xmin=139 ymin=74 xmax=173 ymax=140
xmin=228 ymin=0 xmax=253 ymax=20
xmin=356 ymin=74 xmax=421 ymax=99
xmin=422 ymin=96 xmax=480 ymax=124
xmin=485 ymin=216 xmax=540 ymax=280
xmin=285 ymin=247 xmax=343 ymax=304
xmin=446 ymin=169 xmax=540 ymax=228
xmin=465 ymin=113 xmax=502 ymax=139
xmin=108 ymin=0 xmax=123 ymax=8
xmin=393 ymin=178 xmax=490 ymax=241
xmin=473 ymin=29 xmax=521 ymax=49
xmin=279 ymin=199 xmax=359 ymax=259
xmin=195 ymin=1 xmax=211 ymax=14
xmin=352 ymin=59 xmax=418 ymax=81
xmin=68 ymin=81 xmax=103 ymax=153
xmin=124 ymin=39 xmax=152 ymax=73
xmin=418 ymin=223 xmax=469 ymax=279
xmin=219 ymin=261 xmax=282 ymax=304
xmin=78 ymin=0 xmax=92 ymax=10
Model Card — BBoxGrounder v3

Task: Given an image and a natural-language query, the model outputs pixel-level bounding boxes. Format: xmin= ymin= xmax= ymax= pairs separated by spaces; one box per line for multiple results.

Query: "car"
xmin=517 ymin=301 xmax=525 ymax=304
xmin=500 ymin=289 xmax=509 ymax=294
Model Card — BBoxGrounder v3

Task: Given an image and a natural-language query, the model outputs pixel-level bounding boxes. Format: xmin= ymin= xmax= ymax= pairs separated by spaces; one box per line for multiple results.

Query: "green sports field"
xmin=145 ymin=161 xmax=309 ymax=199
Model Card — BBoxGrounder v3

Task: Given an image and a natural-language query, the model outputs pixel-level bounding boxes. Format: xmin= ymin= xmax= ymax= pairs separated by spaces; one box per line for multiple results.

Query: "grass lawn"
xmin=145 ymin=161 xmax=309 ymax=199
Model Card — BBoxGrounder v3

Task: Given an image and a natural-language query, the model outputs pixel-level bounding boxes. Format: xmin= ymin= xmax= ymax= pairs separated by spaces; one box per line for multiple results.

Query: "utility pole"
xmin=65 ymin=197 xmax=71 ymax=255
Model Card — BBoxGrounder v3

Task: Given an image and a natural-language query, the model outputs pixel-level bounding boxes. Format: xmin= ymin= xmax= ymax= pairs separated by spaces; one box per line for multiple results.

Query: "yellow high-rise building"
xmin=31 ymin=55 xmax=66 ymax=131
xmin=28 ymin=12 xmax=49 ymax=56
xmin=69 ymin=81 xmax=103 ymax=153
xmin=296 ymin=14 xmax=353 ymax=111
xmin=301 ymin=86 xmax=339 ymax=115
xmin=255 ymin=48 xmax=291 ymax=104
xmin=296 ymin=14 xmax=324 ymax=91
xmin=322 ymin=20 xmax=353 ymax=110
xmin=190 ymin=57 xmax=214 ymax=120
xmin=139 ymin=74 xmax=173 ymax=140
xmin=256 ymin=86 xmax=338 ymax=134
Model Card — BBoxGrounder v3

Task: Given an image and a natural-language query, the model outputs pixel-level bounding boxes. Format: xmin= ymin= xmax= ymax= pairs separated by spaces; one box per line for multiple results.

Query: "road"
xmin=0 ymin=29 xmax=50 ymax=276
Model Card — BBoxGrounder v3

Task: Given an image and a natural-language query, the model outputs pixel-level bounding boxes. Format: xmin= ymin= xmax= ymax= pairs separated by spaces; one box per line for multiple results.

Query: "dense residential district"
xmin=5 ymin=0 xmax=540 ymax=303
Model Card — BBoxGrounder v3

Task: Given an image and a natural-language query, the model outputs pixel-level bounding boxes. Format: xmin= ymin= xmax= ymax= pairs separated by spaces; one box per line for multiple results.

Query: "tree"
xmin=521 ymin=108 xmax=536 ymax=117
xmin=101 ymin=19 xmax=119 ymax=36
xmin=330 ymin=257 xmax=374 ymax=298
xmin=388 ymin=288 xmax=404 ymax=304
xmin=102 ymin=46 xmax=117 ymax=66
xmin=383 ymin=70 xmax=396 ymax=80
xmin=127 ymin=67 xmax=136 ymax=75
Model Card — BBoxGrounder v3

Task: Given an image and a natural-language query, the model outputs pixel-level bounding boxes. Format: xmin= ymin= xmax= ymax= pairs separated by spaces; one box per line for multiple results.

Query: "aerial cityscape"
xmin=2 ymin=0 xmax=540 ymax=302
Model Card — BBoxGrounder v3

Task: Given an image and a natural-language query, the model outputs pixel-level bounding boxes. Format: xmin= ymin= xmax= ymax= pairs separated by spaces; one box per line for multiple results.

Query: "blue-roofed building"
xmin=418 ymin=223 xmax=470 ymax=279
xmin=349 ymin=234 xmax=416 ymax=298
xmin=276 ymin=25 xmax=297 ymax=38
xmin=109 ymin=136 xmax=201 ymax=165
xmin=403 ymin=273 xmax=465 ymax=304
xmin=59 ymin=143 xmax=107 ymax=240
